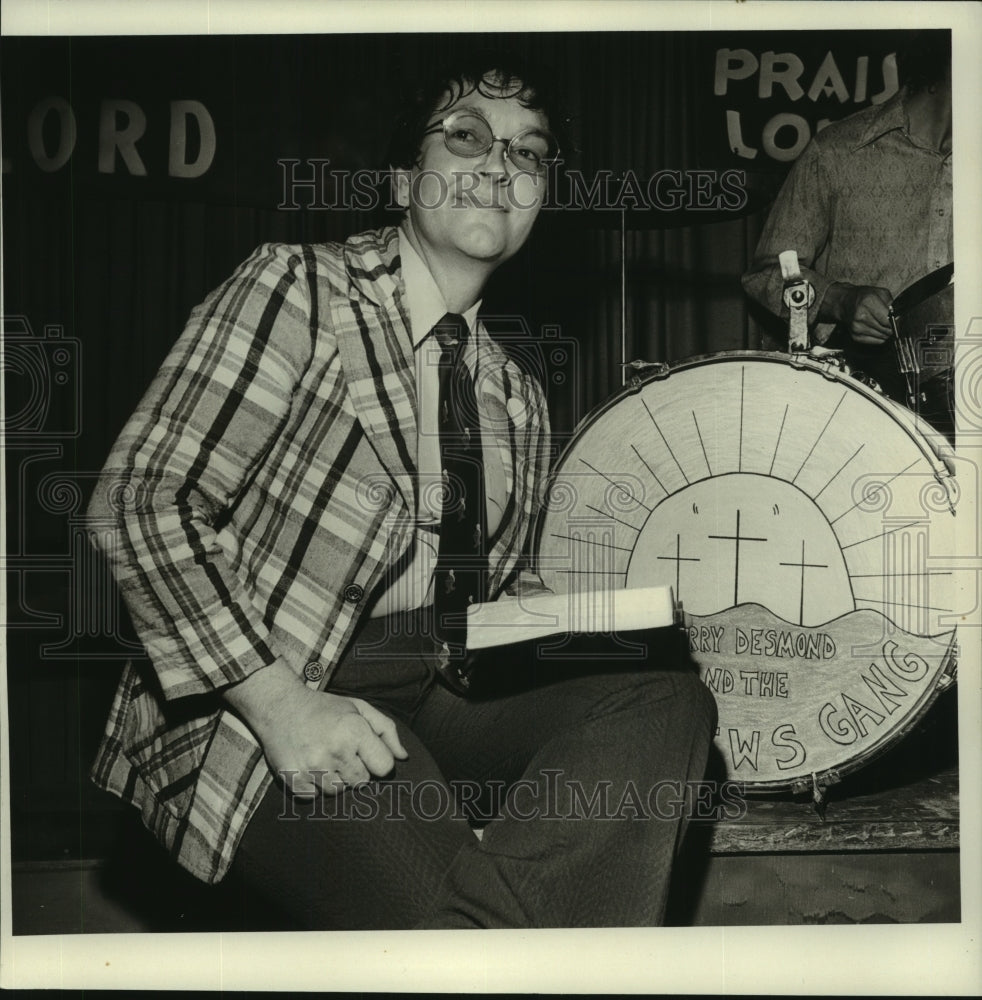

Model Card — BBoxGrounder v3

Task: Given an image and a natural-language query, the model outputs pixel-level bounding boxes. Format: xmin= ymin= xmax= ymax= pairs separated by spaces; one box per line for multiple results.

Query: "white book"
xmin=465 ymin=585 xmax=676 ymax=650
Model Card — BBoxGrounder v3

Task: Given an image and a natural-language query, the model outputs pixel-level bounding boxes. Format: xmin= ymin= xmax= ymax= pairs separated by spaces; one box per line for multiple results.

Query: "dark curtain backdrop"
xmin=2 ymin=30 xmax=906 ymax=862
xmin=2 ymin=32 xmax=792 ymax=454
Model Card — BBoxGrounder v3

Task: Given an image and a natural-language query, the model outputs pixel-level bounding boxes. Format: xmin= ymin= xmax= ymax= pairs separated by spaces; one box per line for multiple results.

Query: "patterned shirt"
xmin=742 ymin=88 xmax=953 ymax=345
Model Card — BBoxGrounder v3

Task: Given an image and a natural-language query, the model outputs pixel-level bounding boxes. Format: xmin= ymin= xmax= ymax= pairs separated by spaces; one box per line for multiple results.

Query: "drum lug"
xmin=810 ymin=770 xmax=841 ymax=820
xmin=789 ymin=350 xmax=822 ymax=372
xmin=941 ymin=637 xmax=958 ymax=682
xmin=934 ymin=470 xmax=957 ymax=514
xmin=815 ymin=350 xmax=849 ymax=381
xmin=851 ymin=371 xmax=885 ymax=394
xmin=790 ymin=771 xmax=843 ymax=817
xmin=792 ymin=346 xmax=859 ymax=383
xmin=621 ymin=359 xmax=670 ymax=391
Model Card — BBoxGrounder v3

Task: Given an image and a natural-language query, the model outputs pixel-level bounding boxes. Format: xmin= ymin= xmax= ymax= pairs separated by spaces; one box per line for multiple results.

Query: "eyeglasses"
xmin=423 ymin=108 xmax=560 ymax=176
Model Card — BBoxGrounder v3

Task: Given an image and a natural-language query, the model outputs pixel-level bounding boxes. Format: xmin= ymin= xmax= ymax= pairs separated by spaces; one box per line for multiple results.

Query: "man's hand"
xmin=821 ymin=282 xmax=894 ymax=345
xmin=223 ymin=659 xmax=408 ymax=797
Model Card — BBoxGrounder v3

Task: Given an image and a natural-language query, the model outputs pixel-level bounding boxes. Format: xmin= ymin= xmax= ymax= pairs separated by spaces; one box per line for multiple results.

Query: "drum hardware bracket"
xmin=779 ymin=250 xmax=815 ymax=354
xmin=791 ymin=345 xmax=852 ymax=381
xmin=812 ymin=777 xmax=828 ymax=820
xmin=797 ymin=348 xmax=888 ymax=397
xmin=621 ymin=360 xmax=670 ymax=391
xmin=941 ymin=638 xmax=958 ymax=682
xmin=849 ymin=370 xmax=886 ymax=395
xmin=812 ymin=771 xmax=839 ymax=819
xmin=934 ymin=470 xmax=957 ymax=514
xmin=789 ymin=771 xmax=839 ymax=818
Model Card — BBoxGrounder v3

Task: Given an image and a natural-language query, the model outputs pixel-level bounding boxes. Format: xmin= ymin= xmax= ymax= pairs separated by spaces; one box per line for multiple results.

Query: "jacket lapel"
xmin=334 ymin=229 xmax=418 ymax=513
xmin=467 ymin=328 xmax=516 ymax=497
xmin=467 ymin=324 xmax=538 ymax=583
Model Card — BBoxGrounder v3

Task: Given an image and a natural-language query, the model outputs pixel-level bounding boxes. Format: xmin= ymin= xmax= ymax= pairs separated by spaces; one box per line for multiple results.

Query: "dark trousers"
xmin=227 ymin=611 xmax=717 ymax=929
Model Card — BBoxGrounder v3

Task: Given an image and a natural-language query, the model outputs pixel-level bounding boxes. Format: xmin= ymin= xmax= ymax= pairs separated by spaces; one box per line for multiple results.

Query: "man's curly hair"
xmin=384 ymin=48 xmax=573 ymax=172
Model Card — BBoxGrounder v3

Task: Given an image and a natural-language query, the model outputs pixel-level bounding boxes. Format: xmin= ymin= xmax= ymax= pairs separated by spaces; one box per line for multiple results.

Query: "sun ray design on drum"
xmin=537 ymin=354 xmax=960 ymax=636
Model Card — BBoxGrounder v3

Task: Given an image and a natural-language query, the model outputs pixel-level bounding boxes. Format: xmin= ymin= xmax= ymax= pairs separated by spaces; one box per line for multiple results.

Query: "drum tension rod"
xmin=889 ymin=306 xmax=922 ymax=409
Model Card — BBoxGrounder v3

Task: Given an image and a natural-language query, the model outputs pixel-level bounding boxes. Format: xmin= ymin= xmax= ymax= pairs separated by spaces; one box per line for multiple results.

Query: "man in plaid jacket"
xmin=88 ymin=53 xmax=716 ymax=929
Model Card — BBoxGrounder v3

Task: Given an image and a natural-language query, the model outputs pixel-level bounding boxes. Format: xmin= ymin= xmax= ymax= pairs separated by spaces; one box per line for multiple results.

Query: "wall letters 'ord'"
xmin=24 ymin=97 xmax=216 ymax=178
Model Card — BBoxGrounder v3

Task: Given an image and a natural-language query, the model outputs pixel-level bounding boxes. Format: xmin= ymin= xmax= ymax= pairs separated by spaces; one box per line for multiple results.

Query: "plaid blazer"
xmin=87 ymin=227 xmax=551 ymax=883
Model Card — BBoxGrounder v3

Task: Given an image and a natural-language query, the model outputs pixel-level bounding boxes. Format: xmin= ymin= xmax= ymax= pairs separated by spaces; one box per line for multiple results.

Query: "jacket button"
xmin=303 ymin=660 xmax=324 ymax=683
xmin=343 ymin=584 xmax=364 ymax=603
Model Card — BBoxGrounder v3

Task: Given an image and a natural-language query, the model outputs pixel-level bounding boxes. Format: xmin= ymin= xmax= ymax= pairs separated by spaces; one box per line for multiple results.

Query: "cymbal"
xmin=892 ymin=263 xmax=954 ymax=316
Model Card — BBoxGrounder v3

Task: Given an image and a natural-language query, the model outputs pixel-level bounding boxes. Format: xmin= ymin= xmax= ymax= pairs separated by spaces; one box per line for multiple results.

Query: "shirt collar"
xmin=398 ymin=224 xmax=481 ymax=348
xmin=853 ymin=88 xmax=909 ymax=150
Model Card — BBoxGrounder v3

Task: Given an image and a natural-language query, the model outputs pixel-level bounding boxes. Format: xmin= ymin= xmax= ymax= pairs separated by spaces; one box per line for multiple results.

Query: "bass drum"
xmin=534 ymin=351 xmax=960 ymax=793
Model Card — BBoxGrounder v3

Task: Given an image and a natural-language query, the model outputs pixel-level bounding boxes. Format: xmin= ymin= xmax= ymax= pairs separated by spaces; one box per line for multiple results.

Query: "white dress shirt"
xmin=367 ymin=227 xmax=506 ymax=616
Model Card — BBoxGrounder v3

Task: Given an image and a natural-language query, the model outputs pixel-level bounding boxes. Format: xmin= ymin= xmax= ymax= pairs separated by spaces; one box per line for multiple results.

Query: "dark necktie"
xmin=430 ymin=313 xmax=488 ymax=693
